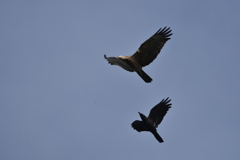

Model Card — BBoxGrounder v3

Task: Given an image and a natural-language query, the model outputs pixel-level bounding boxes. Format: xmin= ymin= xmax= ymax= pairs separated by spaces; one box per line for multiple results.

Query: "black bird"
xmin=131 ymin=97 xmax=172 ymax=143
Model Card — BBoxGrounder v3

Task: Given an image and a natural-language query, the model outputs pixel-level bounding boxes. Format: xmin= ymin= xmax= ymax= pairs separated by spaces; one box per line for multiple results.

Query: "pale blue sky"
xmin=1 ymin=1 xmax=240 ymax=160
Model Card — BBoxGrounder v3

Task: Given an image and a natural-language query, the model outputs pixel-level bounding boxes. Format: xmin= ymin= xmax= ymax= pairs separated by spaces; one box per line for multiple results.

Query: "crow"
xmin=131 ymin=97 xmax=172 ymax=143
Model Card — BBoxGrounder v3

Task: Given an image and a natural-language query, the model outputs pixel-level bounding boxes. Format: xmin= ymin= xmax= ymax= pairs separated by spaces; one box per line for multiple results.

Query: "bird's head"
xmin=104 ymin=54 xmax=107 ymax=59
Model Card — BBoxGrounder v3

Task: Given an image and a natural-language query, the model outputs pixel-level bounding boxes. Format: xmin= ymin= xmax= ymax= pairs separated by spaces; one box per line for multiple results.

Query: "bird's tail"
xmin=136 ymin=70 xmax=152 ymax=83
xmin=152 ymin=131 xmax=164 ymax=143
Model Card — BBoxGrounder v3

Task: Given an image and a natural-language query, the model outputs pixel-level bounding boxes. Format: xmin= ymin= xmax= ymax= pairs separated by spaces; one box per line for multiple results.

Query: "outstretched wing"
xmin=131 ymin=27 xmax=172 ymax=67
xmin=148 ymin=97 xmax=172 ymax=128
xmin=131 ymin=120 xmax=148 ymax=132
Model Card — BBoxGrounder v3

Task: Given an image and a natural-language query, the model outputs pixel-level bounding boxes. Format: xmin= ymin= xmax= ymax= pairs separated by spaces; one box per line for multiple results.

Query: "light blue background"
xmin=1 ymin=1 xmax=240 ymax=160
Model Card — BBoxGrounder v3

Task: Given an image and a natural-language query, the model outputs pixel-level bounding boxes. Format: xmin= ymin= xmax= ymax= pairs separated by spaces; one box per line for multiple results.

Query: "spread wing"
xmin=148 ymin=97 xmax=172 ymax=128
xmin=131 ymin=27 xmax=172 ymax=67
xmin=131 ymin=120 xmax=148 ymax=132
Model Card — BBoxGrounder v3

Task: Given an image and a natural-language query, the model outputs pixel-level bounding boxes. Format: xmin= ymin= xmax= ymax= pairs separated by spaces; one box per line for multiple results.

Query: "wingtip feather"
xmin=161 ymin=97 xmax=172 ymax=107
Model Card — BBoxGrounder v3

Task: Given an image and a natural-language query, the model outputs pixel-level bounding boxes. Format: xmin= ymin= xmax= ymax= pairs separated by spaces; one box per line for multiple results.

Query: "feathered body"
xmin=104 ymin=27 xmax=172 ymax=83
xmin=131 ymin=97 xmax=172 ymax=143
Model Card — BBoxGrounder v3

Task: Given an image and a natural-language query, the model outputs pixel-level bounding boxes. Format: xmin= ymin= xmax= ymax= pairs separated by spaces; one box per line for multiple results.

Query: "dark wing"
xmin=131 ymin=27 xmax=172 ymax=67
xmin=131 ymin=120 xmax=148 ymax=132
xmin=148 ymin=97 xmax=172 ymax=128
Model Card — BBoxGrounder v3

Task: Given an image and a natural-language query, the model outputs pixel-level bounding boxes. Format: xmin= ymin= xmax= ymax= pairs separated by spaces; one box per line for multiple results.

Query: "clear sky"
xmin=1 ymin=1 xmax=240 ymax=160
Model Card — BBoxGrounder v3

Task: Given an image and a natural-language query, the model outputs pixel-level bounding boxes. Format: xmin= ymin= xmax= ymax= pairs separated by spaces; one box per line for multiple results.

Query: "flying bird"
xmin=131 ymin=97 xmax=172 ymax=143
xmin=104 ymin=27 xmax=172 ymax=83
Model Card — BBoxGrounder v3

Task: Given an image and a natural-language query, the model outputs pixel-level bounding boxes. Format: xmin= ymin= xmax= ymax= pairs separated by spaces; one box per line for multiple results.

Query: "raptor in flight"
xmin=104 ymin=27 xmax=172 ymax=83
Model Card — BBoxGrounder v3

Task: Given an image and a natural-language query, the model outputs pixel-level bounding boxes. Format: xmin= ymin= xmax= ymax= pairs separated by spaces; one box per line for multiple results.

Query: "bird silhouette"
xmin=131 ymin=97 xmax=172 ymax=143
xmin=104 ymin=27 xmax=172 ymax=83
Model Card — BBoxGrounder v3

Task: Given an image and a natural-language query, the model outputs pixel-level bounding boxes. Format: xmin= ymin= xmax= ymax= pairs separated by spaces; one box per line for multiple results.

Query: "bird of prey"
xmin=131 ymin=97 xmax=172 ymax=143
xmin=104 ymin=27 xmax=172 ymax=83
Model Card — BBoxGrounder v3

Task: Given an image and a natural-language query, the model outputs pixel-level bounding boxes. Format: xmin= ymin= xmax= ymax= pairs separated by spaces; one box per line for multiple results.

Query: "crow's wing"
xmin=130 ymin=27 xmax=172 ymax=67
xmin=148 ymin=97 xmax=172 ymax=128
xmin=131 ymin=120 xmax=148 ymax=132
